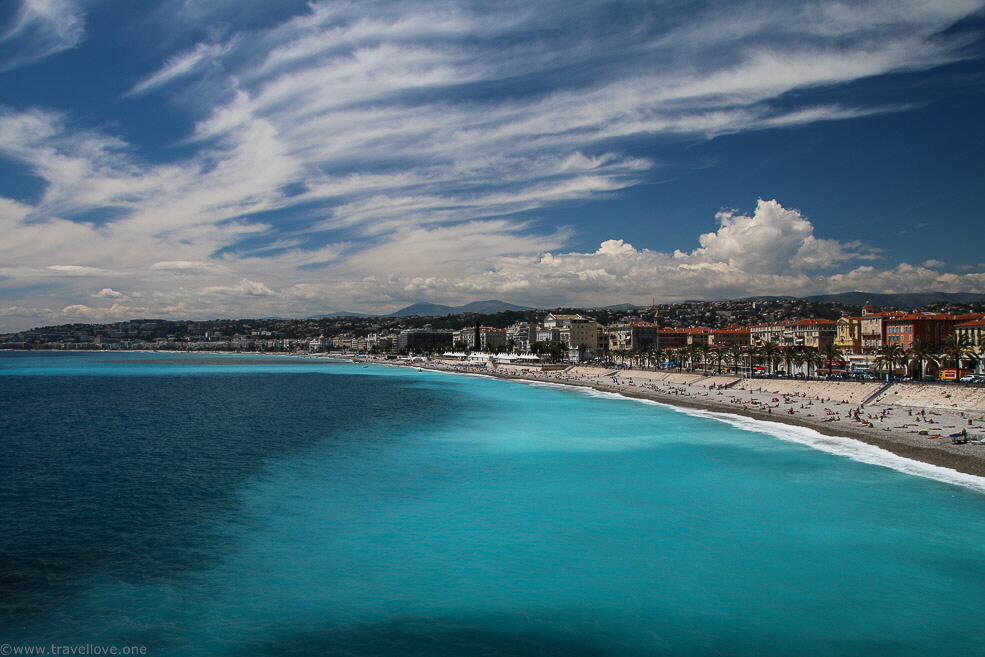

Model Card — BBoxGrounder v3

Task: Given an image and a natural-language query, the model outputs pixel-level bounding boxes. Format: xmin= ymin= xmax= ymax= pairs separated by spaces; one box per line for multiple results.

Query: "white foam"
xmin=422 ymin=369 xmax=985 ymax=494
xmin=513 ymin=376 xmax=985 ymax=495
xmin=677 ymin=403 xmax=985 ymax=494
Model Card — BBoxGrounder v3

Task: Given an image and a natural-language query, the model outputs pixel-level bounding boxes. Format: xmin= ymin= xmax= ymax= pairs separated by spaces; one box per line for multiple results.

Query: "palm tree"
xmin=758 ymin=341 xmax=781 ymax=376
xmin=722 ymin=344 xmax=741 ymax=374
xmin=940 ymin=334 xmax=975 ymax=373
xmin=577 ymin=342 xmax=589 ymax=363
xmin=650 ymin=347 xmax=666 ymax=371
xmin=906 ymin=339 xmax=939 ymax=380
xmin=684 ymin=343 xmax=701 ymax=371
xmin=694 ymin=343 xmax=711 ymax=370
xmin=781 ymin=347 xmax=797 ymax=377
xmin=743 ymin=345 xmax=757 ymax=377
xmin=722 ymin=345 xmax=736 ymax=372
xmin=873 ymin=343 xmax=902 ymax=379
xmin=802 ymin=346 xmax=822 ymax=378
xmin=709 ymin=346 xmax=726 ymax=373
xmin=790 ymin=346 xmax=807 ymax=378
xmin=821 ymin=343 xmax=846 ymax=378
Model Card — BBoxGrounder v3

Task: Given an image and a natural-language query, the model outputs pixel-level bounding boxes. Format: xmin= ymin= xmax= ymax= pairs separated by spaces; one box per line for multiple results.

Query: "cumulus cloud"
xmin=201 ymin=278 xmax=275 ymax=297
xmin=2 ymin=1 xmax=985 ymax=331
xmin=59 ymin=303 xmax=136 ymax=322
xmin=93 ymin=288 xmax=126 ymax=299
xmin=691 ymin=200 xmax=875 ymax=274
xmin=391 ymin=200 xmax=978 ymax=308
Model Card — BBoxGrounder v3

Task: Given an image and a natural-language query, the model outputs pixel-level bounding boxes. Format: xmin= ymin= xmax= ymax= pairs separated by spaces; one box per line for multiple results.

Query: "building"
xmin=308 ymin=335 xmax=330 ymax=352
xmin=883 ymin=313 xmax=957 ymax=351
xmin=505 ymin=322 xmax=536 ymax=351
xmin=859 ymin=311 xmax=902 ymax=352
xmin=608 ymin=321 xmax=660 ymax=352
xmin=658 ymin=328 xmax=688 ymax=350
xmin=785 ymin=318 xmax=837 ymax=349
xmin=561 ymin=316 xmax=604 ymax=351
xmin=834 ymin=317 xmax=862 ymax=354
xmin=750 ymin=321 xmax=793 ymax=346
xmin=709 ymin=327 xmax=751 ymax=349
xmin=535 ymin=325 xmax=562 ymax=343
xmin=396 ymin=327 xmax=455 ymax=351
xmin=955 ymin=318 xmax=985 ymax=373
xmin=458 ymin=326 xmax=506 ymax=350
xmin=684 ymin=327 xmax=711 ymax=346
xmin=541 ymin=313 xmax=581 ymax=329
xmin=531 ymin=314 xmax=604 ymax=361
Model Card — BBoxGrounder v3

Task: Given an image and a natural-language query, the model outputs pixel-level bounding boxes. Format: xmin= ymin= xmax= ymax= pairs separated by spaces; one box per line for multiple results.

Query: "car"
xmin=960 ymin=375 xmax=975 ymax=382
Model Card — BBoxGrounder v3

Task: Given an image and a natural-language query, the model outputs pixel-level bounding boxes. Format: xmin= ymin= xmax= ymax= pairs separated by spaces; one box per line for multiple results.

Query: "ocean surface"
xmin=2 ymin=351 xmax=985 ymax=657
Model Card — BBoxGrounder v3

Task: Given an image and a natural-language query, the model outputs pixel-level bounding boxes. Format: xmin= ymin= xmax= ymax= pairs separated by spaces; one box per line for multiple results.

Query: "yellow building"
xmin=835 ymin=316 xmax=862 ymax=354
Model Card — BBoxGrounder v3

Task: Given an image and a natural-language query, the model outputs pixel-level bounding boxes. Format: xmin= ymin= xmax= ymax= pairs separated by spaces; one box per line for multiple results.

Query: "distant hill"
xmin=307 ymin=311 xmax=375 ymax=318
xmin=387 ymin=299 xmax=532 ymax=317
xmin=802 ymin=292 xmax=985 ymax=308
xmin=593 ymin=303 xmax=642 ymax=311
xmin=736 ymin=295 xmax=797 ymax=302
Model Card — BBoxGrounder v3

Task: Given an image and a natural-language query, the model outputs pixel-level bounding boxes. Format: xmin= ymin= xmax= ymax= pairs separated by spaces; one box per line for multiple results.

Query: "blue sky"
xmin=1 ymin=0 xmax=984 ymax=331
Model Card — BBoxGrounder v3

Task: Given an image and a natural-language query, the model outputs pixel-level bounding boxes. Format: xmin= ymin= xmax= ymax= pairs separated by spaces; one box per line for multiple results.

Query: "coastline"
xmin=10 ymin=350 xmax=983 ymax=478
xmin=410 ymin=359 xmax=985 ymax=479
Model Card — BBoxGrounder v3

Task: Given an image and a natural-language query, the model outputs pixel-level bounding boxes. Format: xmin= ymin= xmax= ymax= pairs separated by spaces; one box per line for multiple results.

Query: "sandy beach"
xmin=412 ymin=359 xmax=985 ymax=478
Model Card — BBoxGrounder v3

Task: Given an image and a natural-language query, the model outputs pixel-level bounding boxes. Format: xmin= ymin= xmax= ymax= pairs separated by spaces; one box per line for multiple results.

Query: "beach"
xmin=414 ymin=359 xmax=985 ymax=478
xmin=8 ymin=350 xmax=985 ymax=656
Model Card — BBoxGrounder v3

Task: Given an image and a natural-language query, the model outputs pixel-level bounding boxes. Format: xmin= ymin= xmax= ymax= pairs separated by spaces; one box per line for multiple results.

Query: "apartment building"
xmin=884 ymin=313 xmax=957 ymax=350
xmin=608 ymin=321 xmax=660 ymax=351
xmin=955 ymin=318 xmax=985 ymax=373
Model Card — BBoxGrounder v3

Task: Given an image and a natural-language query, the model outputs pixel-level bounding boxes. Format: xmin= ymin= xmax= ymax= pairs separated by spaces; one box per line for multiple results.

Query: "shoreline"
xmin=12 ymin=350 xmax=983 ymax=478
xmin=412 ymin=360 xmax=985 ymax=479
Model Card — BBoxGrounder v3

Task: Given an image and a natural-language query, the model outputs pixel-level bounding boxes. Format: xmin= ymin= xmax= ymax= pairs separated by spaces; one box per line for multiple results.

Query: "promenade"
xmin=421 ymin=360 xmax=985 ymax=478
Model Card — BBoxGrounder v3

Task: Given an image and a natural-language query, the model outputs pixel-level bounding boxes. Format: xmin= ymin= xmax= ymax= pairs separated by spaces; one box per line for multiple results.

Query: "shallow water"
xmin=2 ymin=352 xmax=984 ymax=656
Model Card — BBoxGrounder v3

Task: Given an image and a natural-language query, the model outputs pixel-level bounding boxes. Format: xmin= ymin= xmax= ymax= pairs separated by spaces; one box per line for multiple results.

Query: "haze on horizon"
xmin=1 ymin=0 xmax=984 ymax=333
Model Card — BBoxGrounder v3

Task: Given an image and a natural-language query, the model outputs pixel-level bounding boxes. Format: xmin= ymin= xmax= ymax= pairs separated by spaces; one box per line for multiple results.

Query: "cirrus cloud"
xmin=1 ymin=1 xmax=984 ymax=332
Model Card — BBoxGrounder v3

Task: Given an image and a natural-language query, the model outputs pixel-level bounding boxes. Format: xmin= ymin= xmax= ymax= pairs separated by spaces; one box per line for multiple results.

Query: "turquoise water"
xmin=2 ymin=352 xmax=984 ymax=656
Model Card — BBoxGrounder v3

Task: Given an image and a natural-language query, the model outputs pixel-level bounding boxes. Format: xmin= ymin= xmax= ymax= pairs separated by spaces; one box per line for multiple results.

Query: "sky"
xmin=1 ymin=0 xmax=984 ymax=332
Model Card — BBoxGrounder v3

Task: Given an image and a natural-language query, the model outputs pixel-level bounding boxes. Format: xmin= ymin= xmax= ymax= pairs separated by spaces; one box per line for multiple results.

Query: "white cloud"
xmin=0 ymin=0 xmax=85 ymax=71
xmin=692 ymin=200 xmax=873 ymax=274
xmin=59 ymin=302 xmax=138 ymax=322
xmin=93 ymin=288 xmax=126 ymax=299
xmin=125 ymin=41 xmax=234 ymax=97
xmin=201 ymin=278 xmax=275 ymax=297
xmin=2 ymin=1 xmax=985 ymax=331
xmin=47 ymin=265 xmax=109 ymax=276
xmin=150 ymin=261 xmax=229 ymax=274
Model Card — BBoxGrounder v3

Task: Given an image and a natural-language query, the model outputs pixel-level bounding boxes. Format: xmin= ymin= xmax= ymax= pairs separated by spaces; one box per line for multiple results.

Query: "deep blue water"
xmin=2 ymin=351 xmax=985 ymax=656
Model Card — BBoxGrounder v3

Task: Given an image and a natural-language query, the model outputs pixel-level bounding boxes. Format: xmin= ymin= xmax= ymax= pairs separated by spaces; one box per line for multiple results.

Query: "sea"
xmin=2 ymin=351 xmax=984 ymax=657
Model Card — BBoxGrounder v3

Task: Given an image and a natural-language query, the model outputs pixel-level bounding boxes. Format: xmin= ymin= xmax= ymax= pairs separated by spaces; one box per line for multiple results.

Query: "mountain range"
xmin=386 ymin=300 xmax=532 ymax=317
xmin=802 ymin=292 xmax=985 ymax=307
xmin=311 ymin=292 xmax=985 ymax=319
